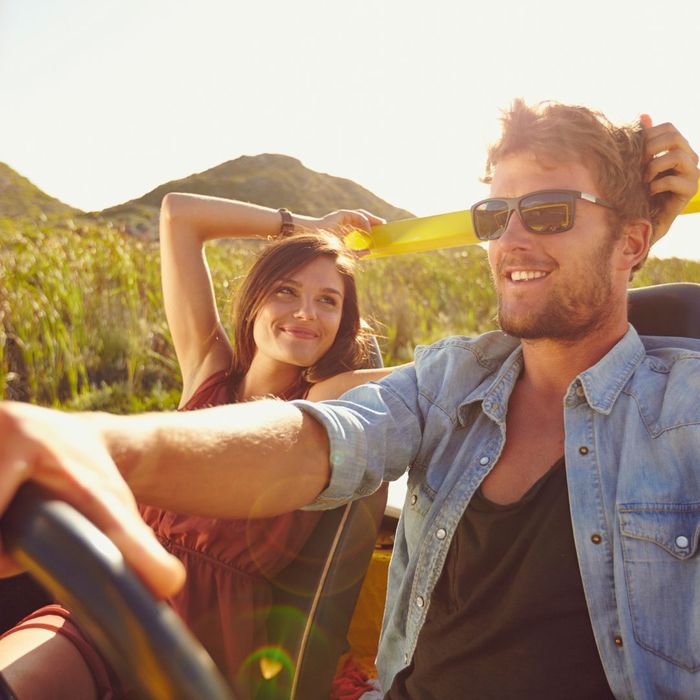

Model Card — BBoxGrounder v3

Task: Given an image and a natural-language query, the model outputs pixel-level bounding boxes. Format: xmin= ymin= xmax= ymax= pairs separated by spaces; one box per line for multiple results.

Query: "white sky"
xmin=1 ymin=0 xmax=699 ymax=259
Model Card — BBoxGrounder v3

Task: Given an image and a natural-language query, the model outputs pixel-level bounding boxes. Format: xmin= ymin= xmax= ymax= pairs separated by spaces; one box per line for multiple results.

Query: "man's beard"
xmin=495 ymin=234 xmax=618 ymax=342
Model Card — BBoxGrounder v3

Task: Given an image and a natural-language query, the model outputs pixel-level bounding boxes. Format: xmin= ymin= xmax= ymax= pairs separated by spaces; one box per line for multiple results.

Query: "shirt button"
xmin=579 ymin=446 xmax=589 ymax=455
xmin=675 ymin=535 xmax=690 ymax=549
xmin=404 ymin=653 xmax=409 ymax=664
xmin=614 ymin=635 xmax=623 ymax=647
xmin=416 ymin=596 xmax=425 ymax=608
xmin=479 ymin=456 xmax=489 ymax=466
xmin=410 ymin=494 xmax=418 ymax=506
xmin=591 ymin=534 xmax=602 ymax=544
xmin=436 ymin=528 xmax=447 ymax=540
xmin=576 ymin=385 xmax=585 ymax=398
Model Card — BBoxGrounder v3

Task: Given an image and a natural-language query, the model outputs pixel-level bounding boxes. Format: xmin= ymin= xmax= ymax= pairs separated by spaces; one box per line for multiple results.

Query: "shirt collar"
xmin=577 ymin=324 xmax=645 ymax=414
xmin=457 ymin=324 xmax=646 ymax=424
xmin=458 ymin=343 xmax=523 ymax=426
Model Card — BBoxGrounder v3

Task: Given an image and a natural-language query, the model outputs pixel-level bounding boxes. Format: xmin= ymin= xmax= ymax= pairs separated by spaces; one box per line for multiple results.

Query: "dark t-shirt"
xmin=386 ymin=458 xmax=615 ymax=699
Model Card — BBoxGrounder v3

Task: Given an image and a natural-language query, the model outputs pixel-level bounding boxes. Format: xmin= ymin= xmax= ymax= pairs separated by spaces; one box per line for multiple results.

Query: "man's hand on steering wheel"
xmin=0 ymin=402 xmax=185 ymax=598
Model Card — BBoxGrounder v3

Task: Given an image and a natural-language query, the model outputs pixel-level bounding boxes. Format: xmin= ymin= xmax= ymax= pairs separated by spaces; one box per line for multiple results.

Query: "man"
xmin=1 ymin=101 xmax=699 ymax=698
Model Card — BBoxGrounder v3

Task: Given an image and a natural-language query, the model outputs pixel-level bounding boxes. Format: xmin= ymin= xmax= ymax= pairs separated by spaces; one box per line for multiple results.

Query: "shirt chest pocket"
xmin=619 ymin=504 xmax=700 ymax=672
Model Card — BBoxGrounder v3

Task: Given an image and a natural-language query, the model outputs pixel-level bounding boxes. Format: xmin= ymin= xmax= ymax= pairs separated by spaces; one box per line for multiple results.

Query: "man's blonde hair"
xmin=484 ymin=100 xmax=663 ymax=241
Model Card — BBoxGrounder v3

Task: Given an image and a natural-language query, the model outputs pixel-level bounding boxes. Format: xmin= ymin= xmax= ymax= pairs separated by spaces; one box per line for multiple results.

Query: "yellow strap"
xmin=685 ymin=185 xmax=700 ymax=215
xmin=346 ymin=181 xmax=700 ymax=258
xmin=345 ymin=209 xmax=478 ymax=258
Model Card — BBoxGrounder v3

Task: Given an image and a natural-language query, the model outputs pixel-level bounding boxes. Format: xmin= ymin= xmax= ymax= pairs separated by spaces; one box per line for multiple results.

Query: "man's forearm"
xmin=94 ymin=400 xmax=331 ymax=518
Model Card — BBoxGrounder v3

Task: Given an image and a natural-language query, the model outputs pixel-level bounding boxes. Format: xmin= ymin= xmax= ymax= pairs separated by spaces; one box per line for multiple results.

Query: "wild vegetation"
xmin=3 ymin=217 xmax=700 ymax=413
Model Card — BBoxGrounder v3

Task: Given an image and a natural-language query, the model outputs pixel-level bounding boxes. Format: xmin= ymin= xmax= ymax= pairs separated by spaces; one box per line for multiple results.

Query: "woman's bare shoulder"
xmin=306 ymin=364 xmax=412 ymax=402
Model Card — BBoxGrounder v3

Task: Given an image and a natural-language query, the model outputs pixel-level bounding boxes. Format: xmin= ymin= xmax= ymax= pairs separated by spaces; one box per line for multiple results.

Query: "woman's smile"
xmin=279 ymin=324 xmax=320 ymax=339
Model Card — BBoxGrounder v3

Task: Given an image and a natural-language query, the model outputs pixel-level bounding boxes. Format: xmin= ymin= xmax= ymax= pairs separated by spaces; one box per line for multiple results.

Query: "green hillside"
xmin=99 ymin=154 xmax=413 ymax=237
xmin=0 ymin=163 xmax=80 ymax=219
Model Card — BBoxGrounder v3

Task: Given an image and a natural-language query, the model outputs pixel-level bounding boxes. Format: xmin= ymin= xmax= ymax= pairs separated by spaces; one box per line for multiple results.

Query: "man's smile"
xmin=508 ymin=270 xmax=550 ymax=282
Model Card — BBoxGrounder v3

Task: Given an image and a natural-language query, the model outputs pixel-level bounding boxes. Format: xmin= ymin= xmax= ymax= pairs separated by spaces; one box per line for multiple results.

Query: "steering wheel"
xmin=1 ymin=485 xmax=234 ymax=700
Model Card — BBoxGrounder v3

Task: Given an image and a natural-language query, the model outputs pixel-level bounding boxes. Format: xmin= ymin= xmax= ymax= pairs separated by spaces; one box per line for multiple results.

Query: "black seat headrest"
xmin=628 ymin=283 xmax=700 ymax=340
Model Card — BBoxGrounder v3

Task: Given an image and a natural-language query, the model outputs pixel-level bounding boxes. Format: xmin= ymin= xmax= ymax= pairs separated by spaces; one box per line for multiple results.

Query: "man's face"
xmin=487 ymin=152 xmax=624 ymax=342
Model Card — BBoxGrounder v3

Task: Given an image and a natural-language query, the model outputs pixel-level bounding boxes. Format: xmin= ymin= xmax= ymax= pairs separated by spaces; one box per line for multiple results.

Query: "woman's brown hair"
xmin=229 ymin=232 xmax=373 ymax=384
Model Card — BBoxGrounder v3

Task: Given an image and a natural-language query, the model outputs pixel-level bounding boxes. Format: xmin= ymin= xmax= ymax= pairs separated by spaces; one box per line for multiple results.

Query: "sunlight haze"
xmin=1 ymin=0 xmax=699 ymax=258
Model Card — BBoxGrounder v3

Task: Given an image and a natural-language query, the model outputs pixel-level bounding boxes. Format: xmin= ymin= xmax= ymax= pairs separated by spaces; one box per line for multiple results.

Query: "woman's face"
xmin=252 ymin=256 xmax=345 ymax=370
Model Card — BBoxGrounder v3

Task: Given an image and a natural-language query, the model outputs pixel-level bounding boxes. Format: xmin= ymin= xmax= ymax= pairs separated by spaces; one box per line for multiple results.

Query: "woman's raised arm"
xmin=159 ymin=195 xmax=298 ymax=404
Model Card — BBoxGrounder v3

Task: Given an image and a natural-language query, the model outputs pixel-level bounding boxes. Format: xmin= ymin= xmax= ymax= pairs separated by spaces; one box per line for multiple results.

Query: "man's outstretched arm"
xmin=100 ymin=399 xmax=330 ymax=517
xmin=0 ymin=399 xmax=329 ymax=597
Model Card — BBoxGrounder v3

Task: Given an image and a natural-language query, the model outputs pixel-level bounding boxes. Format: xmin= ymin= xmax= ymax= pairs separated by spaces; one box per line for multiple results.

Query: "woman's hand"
xmin=291 ymin=209 xmax=386 ymax=257
xmin=641 ymin=115 xmax=700 ymax=243
xmin=299 ymin=209 xmax=386 ymax=237
xmin=0 ymin=402 xmax=185 ymax=598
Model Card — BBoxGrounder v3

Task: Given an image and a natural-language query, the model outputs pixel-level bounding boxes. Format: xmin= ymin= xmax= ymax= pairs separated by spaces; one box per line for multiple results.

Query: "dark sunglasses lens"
xmin=473 ymin=200 xmax=510 ymax=240
xmin=520 ymin=192 xmax=573 ymax=233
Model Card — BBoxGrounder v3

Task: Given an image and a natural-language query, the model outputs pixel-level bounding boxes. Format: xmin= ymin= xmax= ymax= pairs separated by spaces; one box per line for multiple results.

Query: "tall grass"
xmin=3 ymin=218 xmax=700 ymax=412
xmin=2 ymin=218 xmax=177 ymax=410
xmin=360 ymin=248 xmax=497 ymax=363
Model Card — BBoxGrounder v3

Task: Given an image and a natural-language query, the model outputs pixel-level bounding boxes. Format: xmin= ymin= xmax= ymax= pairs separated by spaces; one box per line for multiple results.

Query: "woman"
xmin=141 ymin=195 xmax=392 ymax=695
xmin=0 ymin=196 xmax=393 ymax=700
xmin=155 ymin=193 xmax=387 ymax=409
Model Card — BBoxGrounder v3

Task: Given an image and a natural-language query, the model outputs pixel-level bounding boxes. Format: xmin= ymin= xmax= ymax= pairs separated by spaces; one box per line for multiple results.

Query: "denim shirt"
xmin=295 ymin=326 xmax=700 ymax=699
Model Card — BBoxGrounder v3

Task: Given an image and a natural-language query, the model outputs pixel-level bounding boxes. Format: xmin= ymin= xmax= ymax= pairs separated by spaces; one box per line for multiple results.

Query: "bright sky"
xmin=1 ymin=0 xmax=699 ymax=259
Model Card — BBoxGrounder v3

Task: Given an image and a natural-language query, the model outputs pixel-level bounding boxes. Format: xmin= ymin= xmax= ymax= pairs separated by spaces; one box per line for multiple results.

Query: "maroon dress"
xmin=140 ymin=369 xmax=323 ymax=694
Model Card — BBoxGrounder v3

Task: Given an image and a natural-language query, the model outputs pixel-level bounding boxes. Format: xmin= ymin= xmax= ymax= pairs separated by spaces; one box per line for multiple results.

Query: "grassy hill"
xmin=0 ymin=155 xmax=413 ymax=238
xmin=99 ymin=154 xmax=413 ymax=237
xmin=0 ymin=163 xmax=80 ymax=219
xmin=100 ymin=153 xmax=413 ymax=237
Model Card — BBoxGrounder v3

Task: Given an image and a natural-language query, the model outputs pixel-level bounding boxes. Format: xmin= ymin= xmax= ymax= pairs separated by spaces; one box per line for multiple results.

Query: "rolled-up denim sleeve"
xmin=293 ymin=364 xmax=423 ymax=510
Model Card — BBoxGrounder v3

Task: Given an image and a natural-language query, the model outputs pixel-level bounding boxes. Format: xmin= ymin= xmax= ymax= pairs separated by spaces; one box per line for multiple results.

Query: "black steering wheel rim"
xmin=1 ymin=484 xmax=234 ymax=700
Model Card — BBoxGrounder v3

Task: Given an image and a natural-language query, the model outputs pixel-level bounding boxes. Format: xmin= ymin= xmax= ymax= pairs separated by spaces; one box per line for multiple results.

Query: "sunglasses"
xmin=470 ymin=189 xmax=615 ymax=241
